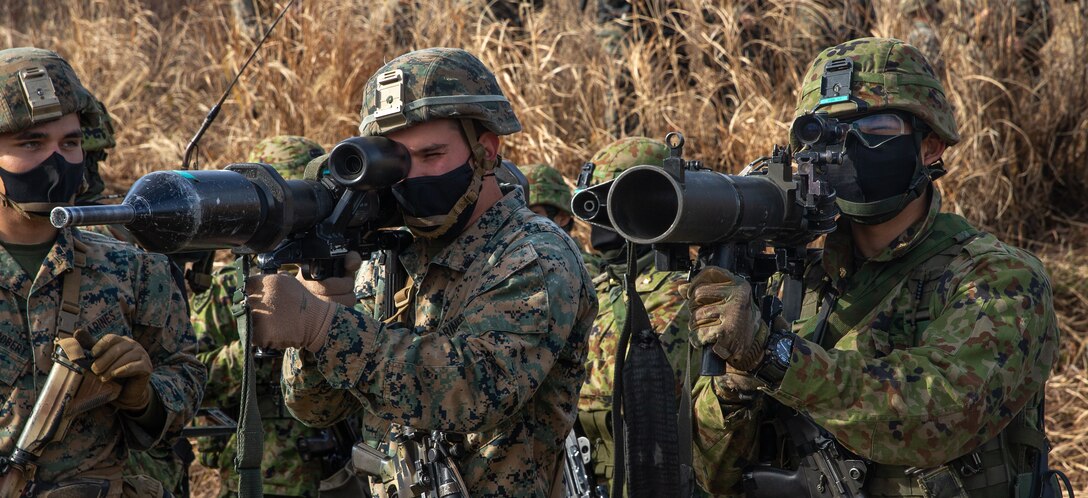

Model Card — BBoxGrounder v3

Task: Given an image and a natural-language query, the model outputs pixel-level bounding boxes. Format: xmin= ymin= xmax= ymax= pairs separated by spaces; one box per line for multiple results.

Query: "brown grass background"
xmin=2 ymin=0 xmax=1086 ymax=495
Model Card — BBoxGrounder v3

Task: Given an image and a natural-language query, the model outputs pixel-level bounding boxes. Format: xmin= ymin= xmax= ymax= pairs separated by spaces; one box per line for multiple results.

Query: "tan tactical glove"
xmin=682 ymin=266 xmax=769 ymax=372
xmin=91 ymin=334 xmax=153 ymax=412
xmin=713 ymin=365 xmax=767 ymax=408
xmin=295 ymin=251 xmax=363 ymax=307
xmin=246 ymin=273 xmax=337 ymax=353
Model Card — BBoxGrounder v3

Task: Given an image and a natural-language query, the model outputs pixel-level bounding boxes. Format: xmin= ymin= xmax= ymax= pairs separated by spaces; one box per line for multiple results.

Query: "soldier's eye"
xmin=852 ymin=113 xmax=911 ymax=136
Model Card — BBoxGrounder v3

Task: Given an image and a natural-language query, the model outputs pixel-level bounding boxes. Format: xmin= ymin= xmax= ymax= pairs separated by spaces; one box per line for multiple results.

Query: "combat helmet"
xmin=357 ymin=48 xmax=521 ymax=141
xmin=0 ymin=47 xmax=100 ymax=135
xmin=523 ymin=163 xmax=573 ymax=215
xmin=794 ymin=37 xmax=958 ymax=146
xmin=588 ymin=136 xmax=669 ymax=185
xmin=247 ymin=135 xmax=326 ymax=181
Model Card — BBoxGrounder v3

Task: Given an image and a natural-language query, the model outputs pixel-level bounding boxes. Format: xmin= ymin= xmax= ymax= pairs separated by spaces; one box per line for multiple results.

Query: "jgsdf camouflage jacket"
xmin=692 ymin=190 xmax=1059 ymax=495
xmin=189 ymin=262 xmax=325 ymax=497
xmin=282 ymin=188 xmax=596 ymax=497
xmin=0 ymin=228 xmax=205 ymax=493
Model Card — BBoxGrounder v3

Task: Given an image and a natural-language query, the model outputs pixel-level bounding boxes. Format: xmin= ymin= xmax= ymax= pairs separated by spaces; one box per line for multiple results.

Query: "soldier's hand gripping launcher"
xmin=573 ymin=132 xmax=839 ymax=375
xmin=0 ymin=334 xmax=121 ymax=497
xmin=50 ymin=136 xmax=413 ymax=278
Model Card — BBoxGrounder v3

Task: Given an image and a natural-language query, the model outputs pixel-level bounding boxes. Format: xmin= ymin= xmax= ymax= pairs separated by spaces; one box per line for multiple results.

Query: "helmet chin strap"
xmin=0 ymin=191 xmax=76 ymax=221
xmin=459 ymin=118 xmax=497 ymax=172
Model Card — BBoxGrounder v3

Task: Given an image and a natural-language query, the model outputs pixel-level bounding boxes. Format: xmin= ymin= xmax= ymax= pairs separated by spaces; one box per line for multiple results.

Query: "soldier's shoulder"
xmin=944 ymin=229 xmax=1052 ymax=290
xmin=75 ymin=228 xmax=169 ymax=270
xmin=509 ymin=208 xmax=582 ymax=260
xmin=636 ymin=266 xmax=686 ymax=294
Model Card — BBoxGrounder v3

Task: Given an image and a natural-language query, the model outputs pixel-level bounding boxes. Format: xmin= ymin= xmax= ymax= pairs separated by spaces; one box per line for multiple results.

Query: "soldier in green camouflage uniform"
xmin=523 ymin=163 xmax=575 ymax=234
xmin=687 ymin=38 xmax=1060 ymax=497
xmin=245 ymin=48 xmax=596 ymax=497
xmin=189 ymin=135 xmax=327 ymax=498
xmin=0 ymin=47 xmax=205 ymax=497
xmin=575 ymin=137 xmax=700 ymax=492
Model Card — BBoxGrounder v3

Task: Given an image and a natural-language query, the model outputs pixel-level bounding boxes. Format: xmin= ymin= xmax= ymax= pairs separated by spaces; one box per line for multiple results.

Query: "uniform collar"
xmin=0 ymin=228 xmax=77 ymax=297
xmin=823 ymin=187 xmax=943 ymax=276
xmin=400 ymin=188 xmax=527 ymax=278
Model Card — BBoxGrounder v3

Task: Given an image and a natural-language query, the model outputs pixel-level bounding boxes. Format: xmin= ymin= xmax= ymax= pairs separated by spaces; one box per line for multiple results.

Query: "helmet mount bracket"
xmin=817 ymin=58 xmax=855 ymax=109
xmin=374 ymin=69 xmax=408 ymax=133
xmin=19 ymin=66 xmax=63 ymax=124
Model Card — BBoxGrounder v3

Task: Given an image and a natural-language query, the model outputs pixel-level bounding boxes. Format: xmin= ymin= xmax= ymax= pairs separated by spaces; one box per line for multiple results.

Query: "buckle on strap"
xmin=905 ymin=465 xmax=969 ymax=498
xmin=957 ymin=452 xmax=984 ymax=477
xmin=818 ymin=58 xmax=854 ymax=107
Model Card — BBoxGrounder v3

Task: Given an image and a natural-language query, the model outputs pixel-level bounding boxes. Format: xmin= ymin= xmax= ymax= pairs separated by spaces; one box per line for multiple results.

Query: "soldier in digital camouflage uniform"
xmin=73 ymin=94 xmax=196 ymax=497
xmin=62 ymin=90 xmax=197 ymax=497
xmin=189 ymin=135 xmax=327 ymax=498
xmin=575 ymin=137 xmax=701 ymax=493
xmin=244 ymin=47 xmax=596 ymax=497
xmin=687 ymin=38 xmax=1060 ymax=498
xmin=0 ymin=47 xmax=205 ymax=497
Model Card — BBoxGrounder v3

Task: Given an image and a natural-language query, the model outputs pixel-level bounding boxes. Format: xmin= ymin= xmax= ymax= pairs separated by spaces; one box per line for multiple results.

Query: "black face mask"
xmin=0 ymin=152 xmax=86 ymax=211
xmin=391 ymin=161 xmax=479 ymax=241
xmin=833 ymin=134 xmax=918 ymax=203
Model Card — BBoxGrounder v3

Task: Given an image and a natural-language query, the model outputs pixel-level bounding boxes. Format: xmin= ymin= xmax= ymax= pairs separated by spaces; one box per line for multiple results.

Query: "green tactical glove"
xmin=682 ymin=266 xmax=769 ymax=372
xmin=246 ymin=273 xmax=337 ymax=353
xmin=91 ymin=333 xmax=153 ymax=412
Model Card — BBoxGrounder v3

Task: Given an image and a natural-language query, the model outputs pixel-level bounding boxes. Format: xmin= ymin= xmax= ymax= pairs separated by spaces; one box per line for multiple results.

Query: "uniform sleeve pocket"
xmin=462 ymin=244 xmax=550 ymax=335
xmin=477 ymin=243 xmax=541 ymax=295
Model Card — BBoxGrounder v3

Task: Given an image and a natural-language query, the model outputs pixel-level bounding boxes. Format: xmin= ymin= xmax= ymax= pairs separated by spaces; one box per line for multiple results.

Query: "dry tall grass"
xmin=3 ymin=0 xmax=1086 ymax=495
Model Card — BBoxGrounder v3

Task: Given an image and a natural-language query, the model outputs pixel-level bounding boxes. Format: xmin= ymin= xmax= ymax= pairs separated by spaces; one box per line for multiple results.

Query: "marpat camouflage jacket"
xmin=0 ymin=228 xmax=204 ymax=493
xmin=282 ymin=188 xmax=596 ymax=497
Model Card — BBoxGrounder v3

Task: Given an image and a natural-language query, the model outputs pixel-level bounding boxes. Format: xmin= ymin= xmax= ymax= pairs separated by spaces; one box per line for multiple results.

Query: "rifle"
xmin=0 ymin=336 xmax=121 ymax=497
xmin=562 ymin=429 xmax=596 ymax=498
xmin=297 ymin=418 xmax=362 ymax=479
xmin=348 ymin=425 xmax=469 ymax=498
xmin=743 ymin=411 xmax=868 ymax=498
